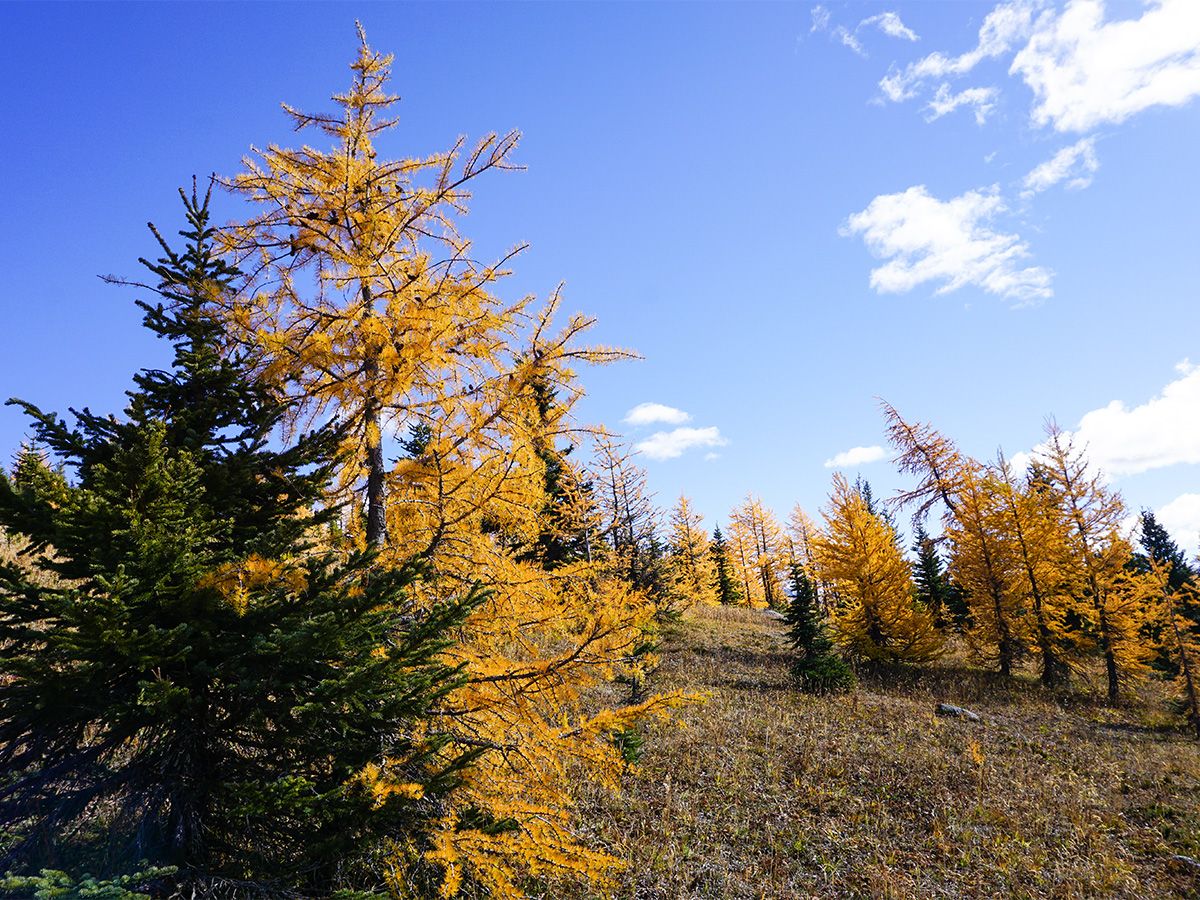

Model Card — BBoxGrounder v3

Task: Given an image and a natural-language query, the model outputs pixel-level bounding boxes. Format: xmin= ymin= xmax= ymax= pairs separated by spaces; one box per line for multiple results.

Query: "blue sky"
xmin=2 ymin=1 xmax=1199 ymax=549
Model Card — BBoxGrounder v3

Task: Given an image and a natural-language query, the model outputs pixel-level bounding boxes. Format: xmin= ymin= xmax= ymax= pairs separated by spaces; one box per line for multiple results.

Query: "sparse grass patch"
xmin=549 ymin=604 xmax=1200 ymax=898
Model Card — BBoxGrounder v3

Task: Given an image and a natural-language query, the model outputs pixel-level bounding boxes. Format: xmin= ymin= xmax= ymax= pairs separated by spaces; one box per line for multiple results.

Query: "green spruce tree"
xmin=784 ymin=564 xmax=853 ymax=693
xmin=1135 ymin=510 xmax=1198 ymax=596
xmin=1132 ymin=510 xmax=1200 ymax=681
xmin=912 ymin=525 xmax=966 ymax=628
xmin=517 ymin=375 xmax=594 ymax=569
xmin=710 ymin=525 xmax=742 ymax=606
xmin=0 ymin=184 xmax=479 ymax=894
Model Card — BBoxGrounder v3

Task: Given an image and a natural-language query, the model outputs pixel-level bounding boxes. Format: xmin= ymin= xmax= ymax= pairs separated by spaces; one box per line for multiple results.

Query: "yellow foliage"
xmin=944 ymin=462 xmax=1029 ymax=674
xmin=881 ymin=403 xmax=1153 ymax=695
xmin=1142 ymin=565 xmax=1200 ymax=736
xmin=1037 ymin=424 xmax=1148 ymax=698
xmin=665 ymin=495 xmax=718 ymax=609
xmin=729 ymin=496 xmax=789 ymax=610
xmin=992 ymin=453 xmax=1078 ymax=685
xmin=218 ymin=28 xmax=680 ymax=895
xmin=198 ymin=555 xmax=307 ymax=615
xmin=815 ymin=474 xmax=942 ymax=663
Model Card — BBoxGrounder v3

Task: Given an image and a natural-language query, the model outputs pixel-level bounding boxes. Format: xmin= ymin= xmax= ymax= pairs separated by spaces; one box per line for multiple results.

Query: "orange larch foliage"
xmin=219 ymin=29 xmax=687 ymax=895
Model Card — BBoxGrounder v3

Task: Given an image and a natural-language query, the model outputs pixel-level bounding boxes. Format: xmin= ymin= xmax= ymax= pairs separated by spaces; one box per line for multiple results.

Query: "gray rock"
xmin=1170 ymin=854 xmax=1200 ymax=871
xmin=763 ymin=609 xmax=786 ymax=621
xmin=936 ymin=703 xmax=981 ymax=723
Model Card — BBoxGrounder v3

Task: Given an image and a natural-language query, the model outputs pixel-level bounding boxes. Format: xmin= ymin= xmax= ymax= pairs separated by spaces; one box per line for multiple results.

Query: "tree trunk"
xmin=993 ymin=585 xmax=1013 ymax=677
xmin=1104 ymin=648 xmax=1119 ymax=701
xmin=364 ymin=392 xmax=387 ymax=547
xmin=361 ymin=284 xmax=387 ymax=548
xmin=1170 ymin=612 xmax=1200 ymax=739
xmin=1005 ymin=499 xmax=1068 ymax=687
xmin=1097 ymin=599 xmax=1119 ymax=701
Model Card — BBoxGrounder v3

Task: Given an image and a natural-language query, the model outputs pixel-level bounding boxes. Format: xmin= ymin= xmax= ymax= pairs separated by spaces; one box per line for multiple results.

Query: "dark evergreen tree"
xmin=1135 ymin=510 xmax=1198 ymax=595
xmin=784 ymin=565 xmax=853 ymax=693
xmin=516 ymin=375 xmax=595 ymax=569
xmin=0 ymin=184 xmax=479 ymax=894
xmin=853 ymin=475 xmax=897 ymax=531
xmin=1131 ymin=510 xmax=1200 ymax=678
xmin=710 ymin=525 xmax=742 ymax=606
xmin=634 ymin=529 xmax=672 ymax=610
xmin=911 ymin=525 xmax=966 ymax=628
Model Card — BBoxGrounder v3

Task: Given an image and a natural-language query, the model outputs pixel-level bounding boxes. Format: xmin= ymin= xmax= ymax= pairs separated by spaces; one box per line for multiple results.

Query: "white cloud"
xmin=1011 ymin=0 xmax=1200 ymax=133
xmin=862 ymin=11 xmax=920 ymax=42
xmin=924 ymin=84 xmax=1000 ymax=123
xmin=1006 ymin=448 xmax=1034 ymax=478
xmin=1011 ymin=361 xmax=1200 ymax=482
xmin=811 ymin=5 xmax=831 ymax=33
xmin=623 ymin=402 xmax=691 ymax=427
xmin=635 ymin=426 xmax=728 ymax=461
xmin=1061 ymin=360 xmax=1200 ymax=478
xmin=841 ymin=184 xmax=1053 ymax=301
xmin=834 ymin=25 xmax=867 ymax=57
xmin=880 ymin=1 xmax=1200 ymax=134
xmin=880 ymin=0 xmax=1035 ymax=102
xmin=704 ymin=451 xmax=722 ymax=462
xmin=824 ymin=445 xmax=887 ymax=468
xmin=813 ymin=6 xmax=915 ymax=57
xmin=1020 ymin=136 xmax=1099 ymax=196
xmin=1156 ymin=493 xmax=1200 ymax=556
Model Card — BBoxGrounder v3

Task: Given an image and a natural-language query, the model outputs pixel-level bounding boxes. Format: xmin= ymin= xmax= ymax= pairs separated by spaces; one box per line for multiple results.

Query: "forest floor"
xmin=562 ymin=604 xmax=1200 ymax=899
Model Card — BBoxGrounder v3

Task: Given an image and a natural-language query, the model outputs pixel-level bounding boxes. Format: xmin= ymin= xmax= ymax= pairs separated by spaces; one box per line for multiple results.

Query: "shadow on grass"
xmin=849 ymin=660 xmax=1142 ymax=719
xmin=688 ymin=644 xmax=794 ymax=669
xmin=723 ymin=676 xmax=794 ymax=694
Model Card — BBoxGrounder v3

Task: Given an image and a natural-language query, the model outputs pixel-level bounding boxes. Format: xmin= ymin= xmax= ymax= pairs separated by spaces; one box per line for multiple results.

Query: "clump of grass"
xmin=549 ymin=604 xmax=1200 ymax=898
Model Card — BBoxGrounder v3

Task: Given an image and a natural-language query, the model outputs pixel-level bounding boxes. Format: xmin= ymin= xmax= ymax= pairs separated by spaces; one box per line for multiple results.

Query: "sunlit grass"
xmin=552 ymin=604 xmax=1200 ymax=898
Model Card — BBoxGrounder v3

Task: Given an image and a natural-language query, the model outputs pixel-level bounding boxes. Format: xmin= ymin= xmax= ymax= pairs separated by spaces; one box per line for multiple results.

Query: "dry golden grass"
xmin=553 ymin=604 xmax=1200 ymax=899
xmin=0 ymin=529 xmax=65 ymax=588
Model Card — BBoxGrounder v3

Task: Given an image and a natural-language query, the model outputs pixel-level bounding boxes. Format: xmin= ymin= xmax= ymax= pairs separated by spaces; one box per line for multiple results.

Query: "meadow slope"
xmin=566 ymin=605 xmax=1200 ymax=899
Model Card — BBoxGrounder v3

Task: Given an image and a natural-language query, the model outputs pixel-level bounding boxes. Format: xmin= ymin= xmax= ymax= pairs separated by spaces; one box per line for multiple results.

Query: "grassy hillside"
xmin=566 ymin=605 xmax=1200 ymax=899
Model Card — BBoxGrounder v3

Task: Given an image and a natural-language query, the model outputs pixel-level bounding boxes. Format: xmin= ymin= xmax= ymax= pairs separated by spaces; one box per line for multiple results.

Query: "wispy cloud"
xmin=881 ymin=0 xmax=1200 ymax=134
xmin=924 ymin=84 xmax=1000 ymax=124
xmin=810 ymin=4 xmax=831 ymax=33
xmin=861 ymin=11 xmax=920 ymax=42
xmin=636 ymin=426 xmax=728 ymax=461
xmin=1012 ymin=0 xmax=1200 ymax=133
xmin=1021 ymin=137 xmax=1099 ymax=197
xmin=841 ymin=184 xmax=1052 ymax=302
xmin=824 ymin=445 xmax=887 ymax=468
xmin=622 ymin=402 xmax=691 ymax=427
xmin=880 ymin=0 xmax=1034 ymax=102
xmin=811 ymin=6 xmax=919 ymax=57
xmin=835 ymin=26 xmax=866 ymax=57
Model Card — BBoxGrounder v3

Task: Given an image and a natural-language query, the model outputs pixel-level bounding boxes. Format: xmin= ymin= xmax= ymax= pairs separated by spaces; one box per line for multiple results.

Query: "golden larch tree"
xmin=589 ymin=430 xmax=662 ymax=592
xmin=1132 ymin=557 xmax=1200 ymax=737
xmin=787 ymin=503 xmax=828 ymax=608
xmin=881 ymin=403 xmax=1027 ymax=676
xmin=731 ymin=495 xmax=788 ymax=609
xmin=665 ymin=495 xmax=717 ymax=608
xmin=726 ymin=511 xmax=766 ymax=608
xmin=814 ymin=474 xmax=943 ymax=664
xmin=1037 ymin=424 xmax=1148 ymax=700
xmin=882 ymin=399 xmax=966 ymax=520
xmin=945 ymin=462 xmax=1028 ymax=676
xmin=220 ymin=30 xmax=683 ymax=895
xmin=993 ymin=452 xmax=1076 ymax=685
